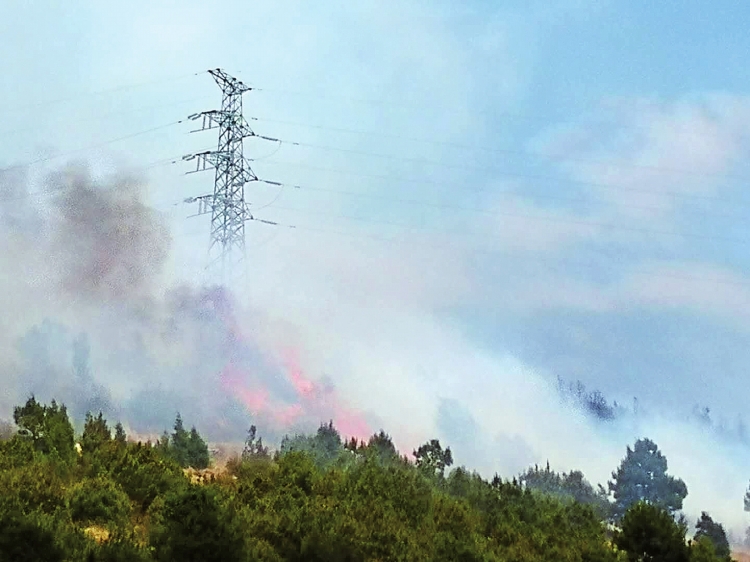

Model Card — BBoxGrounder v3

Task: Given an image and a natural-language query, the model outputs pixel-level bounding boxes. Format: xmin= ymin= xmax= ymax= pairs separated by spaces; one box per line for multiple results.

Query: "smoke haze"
xmin=3 ymin=0 xmax=750 ymax=546
xmin=2 ymin=156 xmax=750 ymax=541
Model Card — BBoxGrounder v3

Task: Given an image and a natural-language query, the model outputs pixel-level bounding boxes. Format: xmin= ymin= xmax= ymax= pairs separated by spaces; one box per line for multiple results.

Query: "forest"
xmin=0 ymin=396 xmax=742 ymax=561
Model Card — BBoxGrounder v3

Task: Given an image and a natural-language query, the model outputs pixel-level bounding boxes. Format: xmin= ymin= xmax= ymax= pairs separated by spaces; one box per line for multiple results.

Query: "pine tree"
xmin=242 ymin=425 xmax=269 ymax=460
xmin=170 ymin=414 xmax=189 ymax=467
xmin=187 ymin=427 xmax=210 ymax=469
xmin=608 ymin=438 xmax=687 ymax=520
xmin=114 ymin=422 xmax=126 ymax=445
xmin=694 ymin=512 xmax=731 ymax=559
xmin=80 ymin=411 xmax=111 ymax=453
xmin=413 ymin=439 xmax=453 ymax=478
xmin=13 ymin=397 xmax=75 ymax=463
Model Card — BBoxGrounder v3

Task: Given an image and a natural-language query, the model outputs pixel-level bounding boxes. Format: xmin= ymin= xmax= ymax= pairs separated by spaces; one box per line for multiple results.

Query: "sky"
xmin=2 ymin=0 xmax=750 ymax=538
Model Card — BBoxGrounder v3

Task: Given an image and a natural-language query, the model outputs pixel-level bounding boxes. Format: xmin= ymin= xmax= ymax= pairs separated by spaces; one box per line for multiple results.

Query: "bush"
xmin=150 ymin=485 xmax=246 ymax=562
xmin=67 ymin=476 xmax=131 ymax=526
xmin=0 ymin=512 xmax=64 ymax=562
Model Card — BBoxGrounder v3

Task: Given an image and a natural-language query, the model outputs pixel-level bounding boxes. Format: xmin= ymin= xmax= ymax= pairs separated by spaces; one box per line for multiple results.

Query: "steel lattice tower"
xmin=183 ymin=69 xmax=259 ymax=281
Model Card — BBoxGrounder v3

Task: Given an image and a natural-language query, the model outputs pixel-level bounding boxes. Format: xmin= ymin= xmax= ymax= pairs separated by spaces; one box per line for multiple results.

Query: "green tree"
xmin=608 ymin=438 xmax=688 ymax=520
xmin=614 ymin=501 xmax=690 ymax=562
xmin=109 ymin=442 xmax=185 ymax=512
xmin=80 ymin=411 xmax=112 ymax=454
xmin=413 ymin=439 xmax=453 ymax=479
xmin=242 ymin=425 xmax=270 ymax=460
xmin=186 ymin=426 xmax=210 ymax=469
xmin=0 ymin=436 xmax=35 ymax=472
xmin=693 ymin=512 xmax=730 ymax=560
xmin=0 ymin=512 xmax=64 ymax=562
xmin=363 ymin=430 xmax=400 ymax=466
xmin=13 ymin=397 xmax=75 ymax=464
xmin=520 ymin=462 xmax=610 ymax=519
xmin=170 ymin=414 xmax=189 ymax=467
xmin=278 ymin=421 xmax=345 ymax=470
xmin=161 ymin=414 xmax=209 ymax=469
xmin=113 ymin=422 xmax=127 ymax=445
xmin=150 ymin=485 xmax=246 ymax=562
xmin=0 ymin=457 xmax=67 ymax=515
xmin=66 ymin=476 xmax=131 ymax=527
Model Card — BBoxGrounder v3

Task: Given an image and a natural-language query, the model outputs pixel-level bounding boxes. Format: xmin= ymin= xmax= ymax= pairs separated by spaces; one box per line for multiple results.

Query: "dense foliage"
xmin=0 ymin=398 xmax=737 ymax=561
xmin=608 ymin=438 xmax=688 ymax=521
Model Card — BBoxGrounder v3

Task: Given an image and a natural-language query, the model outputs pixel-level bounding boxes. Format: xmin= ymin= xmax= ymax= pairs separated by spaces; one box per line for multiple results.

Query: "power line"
xmin=285 ymin=224 xmax=750 ymax=291
xmin=262 ymin=137 xmax=750 ymax=208
xmin=250 ymin=115 xmax=750 ymax=183
xmin=0 ymin=150 xmax=205 ymax=205
xmin=0 ymin=71 xmax=207 ymax=116
xmin=0 ymin=94 xmax=213 ymax=139
xmin=249 ymin=83 xmax=743 ymax=148
xmin=0 ymin=119 xmax=186 ymax=173
xmin=251 ymin=179 xmax=750 ymax=246
xmin=259 ymin=159 xmax=750 ymax=221
xmin=171 ymin=204 xmax=750 ymax=293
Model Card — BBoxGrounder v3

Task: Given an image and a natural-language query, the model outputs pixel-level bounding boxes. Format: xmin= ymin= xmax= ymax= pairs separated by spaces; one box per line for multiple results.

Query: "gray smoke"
xmin=0 ymin=163 xmax=296 ymax=442
xmin=43 ymin=163 xmax=171 ymax=303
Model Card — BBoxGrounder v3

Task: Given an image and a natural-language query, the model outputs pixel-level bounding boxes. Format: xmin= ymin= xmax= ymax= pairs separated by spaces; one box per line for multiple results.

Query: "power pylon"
xmin=183 ymin=68 xmax=275 ymax=282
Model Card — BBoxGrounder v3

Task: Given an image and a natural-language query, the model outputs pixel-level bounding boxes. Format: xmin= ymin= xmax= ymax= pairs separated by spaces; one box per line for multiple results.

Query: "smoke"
xmin=1 ymin=161 xmax=749 ymax=542
xmin=0 ymin=163 xmax=371 ymax=444
xmin=44 ymin=164 xmax=171 ymax=303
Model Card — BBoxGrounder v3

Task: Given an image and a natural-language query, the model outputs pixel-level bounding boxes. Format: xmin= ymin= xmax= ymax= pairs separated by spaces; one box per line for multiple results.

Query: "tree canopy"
xmin=608 ymin=438 xmax=688 ymax=521
xmin=0 ymin=396 xmax=737 ymax=561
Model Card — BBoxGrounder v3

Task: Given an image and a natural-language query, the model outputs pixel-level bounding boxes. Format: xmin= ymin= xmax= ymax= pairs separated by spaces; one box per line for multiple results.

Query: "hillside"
xmin=0 ymin=398 xmax=741 ymax=561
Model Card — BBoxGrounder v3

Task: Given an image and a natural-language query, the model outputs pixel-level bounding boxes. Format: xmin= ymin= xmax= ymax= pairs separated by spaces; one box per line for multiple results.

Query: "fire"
xmin=206 ymin=286 xmax=372 ymax=442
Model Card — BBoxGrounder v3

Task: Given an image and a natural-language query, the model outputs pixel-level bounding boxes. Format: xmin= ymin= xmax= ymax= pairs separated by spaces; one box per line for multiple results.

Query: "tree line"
xmin=0 ymin=395 xmax=741 ymax=561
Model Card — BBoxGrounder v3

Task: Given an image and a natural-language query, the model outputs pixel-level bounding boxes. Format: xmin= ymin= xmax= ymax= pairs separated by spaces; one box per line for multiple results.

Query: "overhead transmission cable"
xmin=0 ymin=71 xmax=207 ymax=115
xmin=258 ymin=159 xmax=750 ymax=221
xmin=258 ymin=135 xmax=750 ymax=208
xmin=171 ymin=201 xmax=750 ymax=292
xmin=0 ymin=95 xmax=214 ymax=139
xmin=250 ymin=115 xmax=750 ymax=183
xmin=0 ymin=119 xmax=188 ymax=173
xmin=248 ymin=83 xmax=739 ymax=146
xmin=247 ymin=177 xmax=750 ymax=246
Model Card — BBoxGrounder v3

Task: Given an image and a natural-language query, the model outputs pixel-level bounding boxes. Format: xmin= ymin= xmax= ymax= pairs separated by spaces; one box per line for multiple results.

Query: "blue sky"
xmin=3 ymin=0 xmax=750 ymax=534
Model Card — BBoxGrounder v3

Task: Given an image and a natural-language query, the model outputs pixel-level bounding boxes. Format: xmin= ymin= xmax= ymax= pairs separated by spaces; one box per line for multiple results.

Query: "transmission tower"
xmin=182 ymin=68 xmax=275 ymax=282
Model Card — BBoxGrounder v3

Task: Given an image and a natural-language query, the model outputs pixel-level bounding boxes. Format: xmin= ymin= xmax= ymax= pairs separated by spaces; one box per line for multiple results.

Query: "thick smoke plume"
xmin=44 ymin=165 xmax=170 ymax=302
xmin=2 ymin=162 xmax=750 ymax=543
xmin=0 ymin=163 xmax=371 ymax=446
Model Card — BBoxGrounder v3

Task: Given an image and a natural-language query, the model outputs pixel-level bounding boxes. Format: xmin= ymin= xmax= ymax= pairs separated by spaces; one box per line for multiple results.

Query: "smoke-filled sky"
xmin=3 ymin=0 xmax=750 ymax=538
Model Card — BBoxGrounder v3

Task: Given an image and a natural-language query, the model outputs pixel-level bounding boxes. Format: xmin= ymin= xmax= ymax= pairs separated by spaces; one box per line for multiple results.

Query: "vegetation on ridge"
xmin=0 ymin=396 xmax=739 ymax=561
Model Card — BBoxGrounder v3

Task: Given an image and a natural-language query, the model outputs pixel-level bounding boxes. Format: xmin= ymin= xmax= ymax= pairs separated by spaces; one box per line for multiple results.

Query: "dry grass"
xmin=83 ymin=526 xmax=110 ymax=544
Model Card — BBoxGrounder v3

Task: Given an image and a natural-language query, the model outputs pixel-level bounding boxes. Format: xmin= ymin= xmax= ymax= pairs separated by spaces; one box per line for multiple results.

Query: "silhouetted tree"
xmin=694 ymin=511 xmax=731 ymax=560
xmin=365 ymin=430 xmax=399 ymax=465
xmin=242 ymin=425 xmax=269 ymax=460
xmin=13 ymin=396 xmax=75 ymax=464
xmin=413 ymin=439 xmax=453 ymax=478
xmin=278 ymin=420 xmax=345 ymax=469
xmin=608 ymin=438 xmax=687 ymax=521
xmin=614 ymin=502 xmax=690 ymax=562
xmin=520 ymin=462 xmax=610 ymax=518
xmin=170 ymin=414 xmax=189 ymax=467
xmin=113 ymin=422 xmax=126 ymax=445
xmin=80 ymin=411 xmax=111 ymax=454
xmin=186 ymin=426 xmax=209 ymax=469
